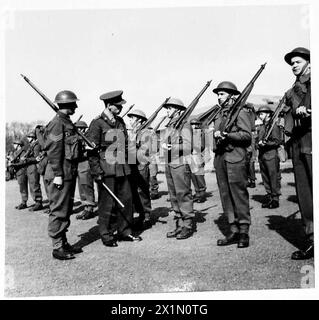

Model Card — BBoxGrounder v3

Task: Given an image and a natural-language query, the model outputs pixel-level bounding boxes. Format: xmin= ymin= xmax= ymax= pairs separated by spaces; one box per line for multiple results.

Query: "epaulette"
xmin=94 ymin=114 xmax=102 ymax=120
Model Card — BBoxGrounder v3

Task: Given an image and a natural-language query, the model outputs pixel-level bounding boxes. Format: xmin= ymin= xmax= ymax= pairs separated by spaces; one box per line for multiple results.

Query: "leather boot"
xmin=217 ymin=233 xmax=240 ymax=246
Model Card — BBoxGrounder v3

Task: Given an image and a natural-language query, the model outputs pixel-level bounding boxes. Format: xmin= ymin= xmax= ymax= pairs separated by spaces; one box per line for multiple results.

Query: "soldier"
xmin=87 ymin=90 xmax=142 ymax=247
xmin=149 ymin=162 xmax=160 ymax=200
xmin=162 ymin=98 xmax=196 ymax=240
xmin=44 ymin=90 xmax=83 ymax=260
xmin=189 ymin=118 xmax=207 ymax=203
xmin=256 ymin=106 xmax=282 ymax=209
xmin=127 ymin=109 xmax=152 ymax=229
xmin=282 ymin=47 xmax=313 ymax=260
xmin=34 ymin=125 xmax=50 ymax=214
xmin=244 ymin=103 xmax=257 ymax=188
xmin=23 ymin=130 xmax=44 ymax=211
xmin=212 ymin=81 xmax=252 ymax=248
xmin=74 ymin=120 xmax=96 ymax=220
xmin=11 ymin=139 xmax=28 ymax=209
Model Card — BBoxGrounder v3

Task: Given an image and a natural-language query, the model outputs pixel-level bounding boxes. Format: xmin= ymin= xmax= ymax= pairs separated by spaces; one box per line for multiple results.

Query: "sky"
xmin=3 ymin=2 xmax=310 ymax=125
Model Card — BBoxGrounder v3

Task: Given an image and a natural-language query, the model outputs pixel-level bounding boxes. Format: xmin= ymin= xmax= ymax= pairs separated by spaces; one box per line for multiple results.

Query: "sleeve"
xmin=86 ymin=119 xmax=104 ymax=178
xmin=265 ymin=124 xmax=282 ymax=147
xmin=46 ymin=120 xmax=64 ymax=177
xmin=227 ymin=110 xmax=252 ymax=143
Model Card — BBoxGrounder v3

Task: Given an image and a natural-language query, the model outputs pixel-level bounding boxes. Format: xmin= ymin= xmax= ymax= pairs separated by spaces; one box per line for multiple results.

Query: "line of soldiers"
xmin=10 ymin=47 xmax=312 ymax=261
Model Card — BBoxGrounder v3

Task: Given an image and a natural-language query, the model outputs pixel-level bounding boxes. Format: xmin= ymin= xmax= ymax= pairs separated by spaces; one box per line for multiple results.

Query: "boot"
xmin=176 ymin=227 xmax=194 ymax=240
xmin=15 ymin=202 xmax=27 ymax=210
xmin=29 ymin=201 xmax=43 ymax=211
xmin=167 ymin=220 xmax=183 ymax=238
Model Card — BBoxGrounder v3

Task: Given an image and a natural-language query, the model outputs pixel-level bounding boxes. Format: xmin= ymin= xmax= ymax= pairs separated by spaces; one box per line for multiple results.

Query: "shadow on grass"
xmin=72 ymin=205 xmax=85 ymax=214
xmin=150 ymin=206 xmax=170 ymax=224
xmin=157 ymin=191 xmax=168 ymax=198
xmin=252 ymin=194 xmax=266 ymax=204
xmin=287 ymin=195 xmax=298 ymax=203
xmin=214 ymin=213 xmax=229 ymax=237
xmin=73 ymin=225 xmax=100 ymax=249
xmin=265 ymin=214 xmax=306 ymax=250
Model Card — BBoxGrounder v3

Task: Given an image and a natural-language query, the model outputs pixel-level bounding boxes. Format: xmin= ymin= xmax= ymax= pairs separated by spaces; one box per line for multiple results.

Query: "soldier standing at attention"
xmin=11 ymin=139 xmax=28 ymax=210
xmin=44 ymin=90 xmax=83 ymax=260
xmin=74 ymin=120 xmax=96 ymax=220
xmin=163 ymin=98 xmax=195 ymax=240
xmin=127 ymin=109 xmax=153 ymax=229
xmin=212 ymin=81 xmax=252 ymax=248
xmin=189 ymin=118 xmax=207 ymax=203
xmin=282 ymin=47 xmax=313 ymax=260
xmin=87 ymin=90 xmax=142 ymax=247
xmin=23 ymin=130 xmax=44 ymax=211
xmin=256 ymin=106 xmax=282 ymax=209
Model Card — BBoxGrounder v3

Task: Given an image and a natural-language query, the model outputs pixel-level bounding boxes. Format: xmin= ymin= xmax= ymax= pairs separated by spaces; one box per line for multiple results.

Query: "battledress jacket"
xmin=213 ymin=106 xmax=252 ymax=163
xmin=44 ymin=112 xmax=81 ymax=181
xmin=87 ymin=112 xmax=131 ymax=178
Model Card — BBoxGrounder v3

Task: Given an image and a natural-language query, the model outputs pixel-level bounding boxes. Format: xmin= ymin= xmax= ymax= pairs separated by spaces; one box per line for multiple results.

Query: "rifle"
xmin=217 ymin=63 xmax=267 ymax=144
xmin=153 ymin=115 xmax=168 ymax=132
xmin=20 ymin=74 xmax=96 ymax=149
xmin=21 ymin=74 xmax=124 ymax=207
xmin=122 ymin=104 xmax=135 ymax=118
xmin=8 ymin=147 xmax=25 ymax=169
xmin=173 ymin=80 xmax=212 ymax=130
xmin=19 ymin=139 xmax=39 ymax=164
xmin=263 ymin=96 xmax=285 ymax=142
xmin=166 ymin=109 xmax=181 ymax=127
xmin=136 ymin=97 xmax=170 ymax=135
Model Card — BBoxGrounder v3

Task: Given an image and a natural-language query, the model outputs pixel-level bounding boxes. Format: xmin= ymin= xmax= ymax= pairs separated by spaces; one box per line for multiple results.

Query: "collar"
xmin=57 ymin=111 xmax=71 ymax=121
xmin=101 ymin=111 xmax=116 ymax=126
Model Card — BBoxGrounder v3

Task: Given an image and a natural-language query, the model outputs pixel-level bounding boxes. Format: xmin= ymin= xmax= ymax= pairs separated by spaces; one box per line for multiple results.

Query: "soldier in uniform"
xmin=256 ymin=106 xmax=282 ymax=209
xmin=74 ymin=120 xmax=96 ymax=220
xmin=127 ymin=109 xmax=153 ymax=229
xmin=44 ymin=90 xmax=83 ymax=260
xmin=189 ymin=118 xmax=207 ymax=203
xmin=282 ymin=47 xmax=313 ymax=260
xmin=87 ymin=90 xmax=142 ymax=247
xmin=162 ymin=98 xmax=196 ymax=240
xmin=149 ymin=162 xmax=160 ymax=200
xmin=23 ymin=130 xmax=44 ymax=211
xmin=212 ymin=81 xmax=252 ymax=248
xmin=11 ymin=139 xmax=28 ymax=210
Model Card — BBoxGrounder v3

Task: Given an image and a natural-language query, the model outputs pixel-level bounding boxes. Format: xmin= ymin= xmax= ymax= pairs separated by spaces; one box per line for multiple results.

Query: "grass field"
xmin=4 ymin=162 xmax=314 ymax=297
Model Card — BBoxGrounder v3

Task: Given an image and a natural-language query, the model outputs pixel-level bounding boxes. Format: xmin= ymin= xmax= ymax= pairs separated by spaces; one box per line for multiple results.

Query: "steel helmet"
xmin=54 ymin=90 xmax=79 ymax=104
xmin=190 ymin=118 xmax=202 ymax=126
xmin=13 ymin=139 xmax=24 ymax=146
xmin=284 ymin=47 xmax=310 ymax=65
xmin=127 ymin=109 xmax=147 ymax=122
xmin=163 ymin=97 xmax=186 ymax=110
xmin=27 ymin=130 xmax=36 ymax=139
xmin=257 ymin=105 xmax=273 ymax=114
xmin=212 ymin=81 xmax=241 ymax=95
xmin=75 ymin=120 xmax=88 ymax=129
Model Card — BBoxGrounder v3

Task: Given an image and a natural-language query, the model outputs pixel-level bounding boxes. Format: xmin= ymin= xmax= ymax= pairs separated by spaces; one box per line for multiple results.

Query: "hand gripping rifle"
xmin=217 ymin=63 xmax=267 ymax=145
xmin=262 ymin=96 xmax=285 ymax=143
xmin=21 ymin=74 xmax=125 ymax=208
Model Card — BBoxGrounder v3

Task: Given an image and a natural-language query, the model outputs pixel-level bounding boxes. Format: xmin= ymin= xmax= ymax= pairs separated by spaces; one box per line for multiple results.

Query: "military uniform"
xmin=257 ymin=112 xmax=282 ymax=208
xmin=163 ymin=98 xmax=195 ymax=240
xmin=149 ymin=162 xmax=160 ymax=199
xmin=283 ymin=47 xmax=313 ymax=259
xmin=127 ymin=110 xmax=153 ymax=227
xmin=87 ymin=91 xmax=138 ymax=246
xmin=44 ymin=90 xmax=83 ymax=260
xmin=212 ymin=81 xmax=252 ymax=248
xmin=75 ymin=121 xmax=96 ymax=220
xmin=12 ymin=137 xmax=43 ymax=210
xmin=189 ymin=118 xmax=207 ymax=203
xmin=44 ymin=111 xmax=81 ymax=249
